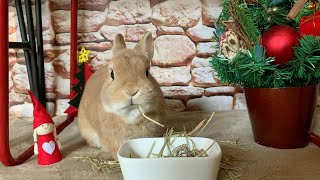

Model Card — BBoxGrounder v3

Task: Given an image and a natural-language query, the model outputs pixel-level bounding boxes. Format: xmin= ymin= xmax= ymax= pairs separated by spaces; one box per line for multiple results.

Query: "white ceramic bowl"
xmin=117 ymin=137 xmax=222 ymax=180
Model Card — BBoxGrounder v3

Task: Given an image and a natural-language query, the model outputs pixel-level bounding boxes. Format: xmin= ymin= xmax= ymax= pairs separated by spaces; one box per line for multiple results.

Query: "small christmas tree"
xmin=212 ymin=0 xmax=320 ymax=88
xmin=212 ymin=0 xmax=320 ymax=150
xmin=65 ymin=48 xmax=93 ymax=116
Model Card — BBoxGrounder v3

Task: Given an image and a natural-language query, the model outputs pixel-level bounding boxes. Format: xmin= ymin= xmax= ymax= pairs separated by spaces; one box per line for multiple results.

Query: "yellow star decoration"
xmin=78 ymin=47 xmax=90 ymax=63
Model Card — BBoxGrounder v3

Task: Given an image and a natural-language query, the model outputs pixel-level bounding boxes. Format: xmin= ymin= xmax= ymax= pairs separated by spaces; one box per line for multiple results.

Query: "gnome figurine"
xmin=29 ymin=91 xmax=63 ymax=166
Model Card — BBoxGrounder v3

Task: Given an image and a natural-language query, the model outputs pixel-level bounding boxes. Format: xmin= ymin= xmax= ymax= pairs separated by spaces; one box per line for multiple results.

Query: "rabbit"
xmin=78 ymin=32 xmax=167 ymax=160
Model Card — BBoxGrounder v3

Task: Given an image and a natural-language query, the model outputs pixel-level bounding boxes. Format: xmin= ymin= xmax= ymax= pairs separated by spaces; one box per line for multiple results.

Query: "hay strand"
xmin=147 ymin=141 xmax=156 ymax=158
xmin=187 ymin=119 xmax=205 ymax=136
xmin=197 ymin=112 xmax=215 ymax=136
xmin=138 ymin=105 xmax=165 ymax=127
xmin=73 ymin=156 xmax=120 ymax=174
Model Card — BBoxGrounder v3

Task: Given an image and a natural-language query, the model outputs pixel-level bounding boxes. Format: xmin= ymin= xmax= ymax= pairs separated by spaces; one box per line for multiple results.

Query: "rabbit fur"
xmin=78 ymin=32 xmax=167 ymax=159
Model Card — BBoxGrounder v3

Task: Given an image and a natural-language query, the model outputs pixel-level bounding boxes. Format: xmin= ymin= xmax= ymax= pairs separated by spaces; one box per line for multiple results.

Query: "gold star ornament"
xmin=78 ymin=47 xmax=90 ymax=63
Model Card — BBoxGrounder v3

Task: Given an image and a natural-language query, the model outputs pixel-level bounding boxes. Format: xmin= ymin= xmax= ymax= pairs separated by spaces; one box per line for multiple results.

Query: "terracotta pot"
xmin=244 ymin=85 xmax=318 ymax=149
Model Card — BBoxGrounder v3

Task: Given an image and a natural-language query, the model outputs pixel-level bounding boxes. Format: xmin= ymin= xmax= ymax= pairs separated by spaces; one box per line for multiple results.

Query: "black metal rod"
xmin=9 ymin=42 xmax=31 ymax=50
xmin=35 ymin=0 xmax=46 ymax=107
xmin=25 ymin=0 xmax=41 ymax=102
xmin=15 ymin=0 xmax=34 ymax=94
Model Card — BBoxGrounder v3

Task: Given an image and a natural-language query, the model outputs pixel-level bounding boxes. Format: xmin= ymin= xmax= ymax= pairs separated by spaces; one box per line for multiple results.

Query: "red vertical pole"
xmin=0 ymin=0 xmax=77 ymax=166
xmin=0 ymin=0 xmax=34 ymax=166
xmin=70 ymin=0 xmax=78 ymax=88
xmin=0 ymin=0 xmax=12 ymax=166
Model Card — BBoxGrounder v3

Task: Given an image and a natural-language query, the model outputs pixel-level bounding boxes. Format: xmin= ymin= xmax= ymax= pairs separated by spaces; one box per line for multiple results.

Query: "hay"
xmin=138 ymin=105 xmax=165 ymax=127
xmin=73 ymin=156 xmax=120 ymax=178
xmin=219 ymin=155 xmax=243 ymax=180
xmin=75 ymin=111 xmax=245 ymax=180
xmin=147 ymin=125 xmax=215 ymax=158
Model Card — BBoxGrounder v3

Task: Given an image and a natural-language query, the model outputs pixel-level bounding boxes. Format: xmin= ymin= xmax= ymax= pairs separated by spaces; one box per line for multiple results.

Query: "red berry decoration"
xmin=260 ymin=25 xmax=300 ymax=66
xmin=299 ymin=11 xmax=320 ymax=36
xmin=219 ymin=28 xmax=228 ymax=42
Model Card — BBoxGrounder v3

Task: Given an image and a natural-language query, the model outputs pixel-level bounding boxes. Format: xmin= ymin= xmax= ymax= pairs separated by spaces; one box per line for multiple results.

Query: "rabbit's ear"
xmin=134 ymin=32 xmax=154 ymax=61
xmin=112 ymin=34 xmax=126 ymax=57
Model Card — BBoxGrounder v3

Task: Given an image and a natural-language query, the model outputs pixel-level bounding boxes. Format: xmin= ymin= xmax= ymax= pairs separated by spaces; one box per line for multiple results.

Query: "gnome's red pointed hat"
xmin=28 ymin=91 xmax=54 ymax=129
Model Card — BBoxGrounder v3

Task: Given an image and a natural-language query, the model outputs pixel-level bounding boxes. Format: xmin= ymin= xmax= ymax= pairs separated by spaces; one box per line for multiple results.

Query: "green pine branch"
xmin=213 ymin=0 xmax=320 ymax=88
xmin=236 ymin=3 xmax=260 ymax=44
xmin=217 ymin=0 xmax=231 ymax=29
xmin=211 ymin=36 xmax=320 ymax=88
xmin=216 ymin=0 xmax=293 ymax=41
xmin=247 ymin=0 xmax=291 ymax=32
xmin=286 ymin=35 xmax=320 ymax=85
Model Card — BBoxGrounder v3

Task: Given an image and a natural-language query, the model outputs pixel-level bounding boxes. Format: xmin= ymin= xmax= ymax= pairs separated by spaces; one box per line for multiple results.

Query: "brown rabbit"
xmin=78 ymin=32 xmax=166 ymax=159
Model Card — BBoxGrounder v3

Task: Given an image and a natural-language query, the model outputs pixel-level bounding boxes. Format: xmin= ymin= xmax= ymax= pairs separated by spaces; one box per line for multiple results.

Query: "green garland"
xmin=237 ymin=2 xmax=261 ymax=44
xmin=248 ymin=0 xmax=291 ymax=32
xmin=212 ymin=0 xmax=320 ymax=88
xmin=211 ymin=36 xmax=320 ymax=88
xmin=216 ymin=0 xmax=292 ymax=36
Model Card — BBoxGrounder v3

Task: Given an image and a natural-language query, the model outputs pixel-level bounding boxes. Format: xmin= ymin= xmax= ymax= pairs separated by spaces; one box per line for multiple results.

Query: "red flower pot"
xmin=244 ymin=85 xmax=318 ymax=149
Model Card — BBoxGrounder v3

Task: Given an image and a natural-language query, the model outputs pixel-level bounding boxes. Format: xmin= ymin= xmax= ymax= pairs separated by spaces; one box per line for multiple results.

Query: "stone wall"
xmin=8 ymin=0 xmax=247 ymax=118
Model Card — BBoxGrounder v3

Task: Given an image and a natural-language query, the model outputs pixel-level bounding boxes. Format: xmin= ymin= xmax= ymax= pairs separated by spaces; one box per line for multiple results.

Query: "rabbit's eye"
xmin=146 ymin=70 xmax=149 ymax=77
xmin=111 ymin=70 xmax=114 ymax=80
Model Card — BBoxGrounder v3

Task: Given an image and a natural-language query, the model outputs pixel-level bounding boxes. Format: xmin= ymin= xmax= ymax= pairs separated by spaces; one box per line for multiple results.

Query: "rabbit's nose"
xmin=126 ymin=89 xmax=139 ymax=96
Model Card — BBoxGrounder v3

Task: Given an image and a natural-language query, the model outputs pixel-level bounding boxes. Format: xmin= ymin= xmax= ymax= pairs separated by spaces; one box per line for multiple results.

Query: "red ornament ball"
xmin=260 ymin=25 xmax=300 ymax=66
xmin=299 ymin=11 xmax=320 ymax=36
